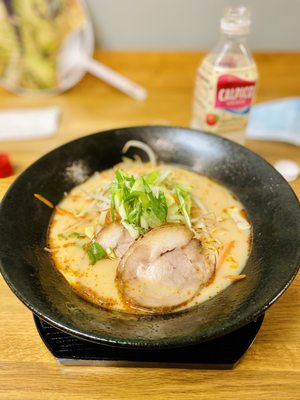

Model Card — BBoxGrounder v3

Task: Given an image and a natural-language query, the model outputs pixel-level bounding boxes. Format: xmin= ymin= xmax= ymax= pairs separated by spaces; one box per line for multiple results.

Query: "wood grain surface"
xmin=0 ymin=51 xmax=299 ymax=400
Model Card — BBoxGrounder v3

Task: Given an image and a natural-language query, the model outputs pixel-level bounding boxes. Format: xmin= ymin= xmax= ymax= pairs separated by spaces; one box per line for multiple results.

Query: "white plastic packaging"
xmin=0 ymin=0 xmax=146 ymax=100
xmin=191 ymin=6 xmax=258 ymax=144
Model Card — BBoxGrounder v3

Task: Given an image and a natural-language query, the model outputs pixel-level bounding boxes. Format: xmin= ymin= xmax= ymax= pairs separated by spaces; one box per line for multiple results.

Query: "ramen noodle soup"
xmin=43 ymin=141 xmax=251 ymax=314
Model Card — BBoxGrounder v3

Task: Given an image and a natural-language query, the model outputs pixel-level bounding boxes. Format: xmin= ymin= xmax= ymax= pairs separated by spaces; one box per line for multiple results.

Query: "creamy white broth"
xmin=48 ymin=162 xmax=251 ymax=314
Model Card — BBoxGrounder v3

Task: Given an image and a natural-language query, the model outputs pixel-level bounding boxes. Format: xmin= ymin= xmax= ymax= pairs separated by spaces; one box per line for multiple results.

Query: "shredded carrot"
xmin=105 ymin=210 xmax=112 ymax=225
xmin=173 ymin=194 xmax=179 ymax=204
xmin=34 ymin=193 xmax=54 ymax=209
xmin=216 ymin=240 xmax=235 ymax=270
xmin=68 ymin=194 xmax=80 ymax=202
xmin=55 ymin=206 xmax=78 ymax=218
xmin=63 ymin=242 xmax=76 ymax=248
xmin=225 ymin=274 xmax=246 ymax=281
xmin=63 ymin=218 xmax=86 ymax=233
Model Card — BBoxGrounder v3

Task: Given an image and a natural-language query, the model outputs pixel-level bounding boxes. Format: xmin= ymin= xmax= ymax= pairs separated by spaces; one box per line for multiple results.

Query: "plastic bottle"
xmin=191 ymin=6 xmax=258 ymax=144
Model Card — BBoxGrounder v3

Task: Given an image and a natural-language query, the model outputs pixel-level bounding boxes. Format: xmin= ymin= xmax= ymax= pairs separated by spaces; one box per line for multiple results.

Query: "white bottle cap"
xmin=220 ymin=6 xmax=251 ymax=35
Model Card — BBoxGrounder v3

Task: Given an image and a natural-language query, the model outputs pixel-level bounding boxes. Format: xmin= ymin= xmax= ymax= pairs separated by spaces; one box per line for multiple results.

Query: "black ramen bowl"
xmin=0 ymin=126 xmax=299 ymax=348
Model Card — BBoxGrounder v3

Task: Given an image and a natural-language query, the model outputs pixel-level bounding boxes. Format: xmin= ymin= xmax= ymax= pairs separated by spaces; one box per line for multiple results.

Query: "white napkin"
xmin=0 ymin=106 xmax=61 ymax=141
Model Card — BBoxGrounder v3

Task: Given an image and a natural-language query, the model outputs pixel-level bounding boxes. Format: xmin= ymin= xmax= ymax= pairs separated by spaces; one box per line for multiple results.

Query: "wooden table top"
xmin=0 ymin=51 xmax=299 ymax=400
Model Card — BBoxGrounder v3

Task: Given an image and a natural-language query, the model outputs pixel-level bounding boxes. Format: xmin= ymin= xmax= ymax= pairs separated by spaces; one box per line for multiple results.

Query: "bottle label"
xmin=215 ymin=74 xmax=256 ymax=114
xmin=191 ymin=57 xmax=258 ymax=141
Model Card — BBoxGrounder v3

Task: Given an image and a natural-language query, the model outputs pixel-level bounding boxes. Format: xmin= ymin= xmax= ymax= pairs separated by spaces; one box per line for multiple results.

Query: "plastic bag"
xmin=246 ymin=98 xmax=300 ymax=146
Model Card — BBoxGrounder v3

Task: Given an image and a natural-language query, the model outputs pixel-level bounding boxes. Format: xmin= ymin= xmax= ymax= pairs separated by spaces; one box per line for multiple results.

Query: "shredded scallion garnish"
xmin=108 ymin=168 xmax=192 ymax=237
xmin=87 ymin=242 xmax=107 ymax=265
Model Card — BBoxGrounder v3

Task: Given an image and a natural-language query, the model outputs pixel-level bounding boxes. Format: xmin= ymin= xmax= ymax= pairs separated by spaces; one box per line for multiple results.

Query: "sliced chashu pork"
xmin=96 ymin=222 xmax=134 ymax=258
xmin=117 ymin=224 xmax=215 ymax=311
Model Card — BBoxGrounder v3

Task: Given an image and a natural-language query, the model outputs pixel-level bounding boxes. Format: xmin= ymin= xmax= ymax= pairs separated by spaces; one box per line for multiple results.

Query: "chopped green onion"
xmin=110 ymin=195 xmax=115 ymax=222
xmin=144 ymin=169 xmax=159 ymax=185
xmin=69 ymin=232 xmax=87 ymax=239
xmin=109 ymin=168 xmax=192 ymax=237
xmin=176 ymin=187 xmax=192 ymax=229
xmin=87 ymin=242 xmax=107 ymax=265
xmin=106 ymin=247 xmax=117 ymax=259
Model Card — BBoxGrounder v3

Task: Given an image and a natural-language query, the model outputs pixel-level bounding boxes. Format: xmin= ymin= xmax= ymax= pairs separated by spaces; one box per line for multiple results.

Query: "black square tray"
xmin=34 ymin=314 xmax=264 ymax=369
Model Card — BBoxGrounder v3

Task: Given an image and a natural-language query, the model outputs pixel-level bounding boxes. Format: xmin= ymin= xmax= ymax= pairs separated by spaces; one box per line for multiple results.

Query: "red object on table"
xmin=0 ymin=153 xmax=13 ymax=178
